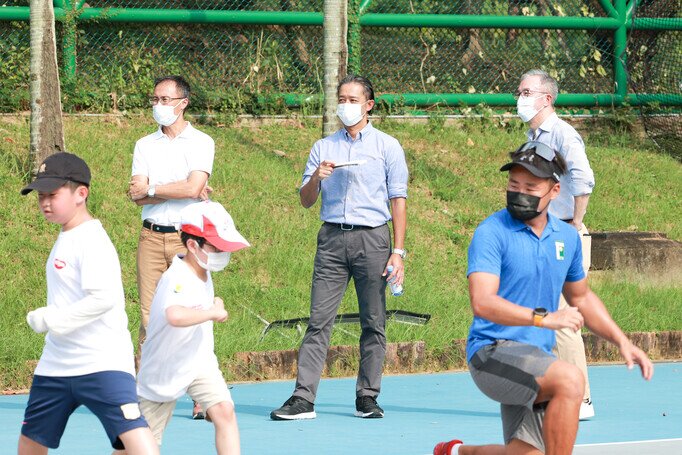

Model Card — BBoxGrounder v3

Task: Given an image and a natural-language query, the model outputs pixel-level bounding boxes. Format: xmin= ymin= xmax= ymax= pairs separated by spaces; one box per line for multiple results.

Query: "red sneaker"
xmin=433 ymin=439 xmax=463 ymax=455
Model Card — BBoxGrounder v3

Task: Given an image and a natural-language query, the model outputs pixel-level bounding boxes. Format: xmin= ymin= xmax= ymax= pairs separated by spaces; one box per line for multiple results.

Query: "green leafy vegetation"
xmin=1 ymin=115 xmax=680 ymax=389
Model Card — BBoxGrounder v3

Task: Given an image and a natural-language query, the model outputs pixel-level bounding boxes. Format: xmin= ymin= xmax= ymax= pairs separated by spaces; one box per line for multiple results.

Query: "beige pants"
xmin=136 ymin=227 xmax=186 ymax=344
xmin=553 ymin=224 xmax=592 ymax=400
xmin=139 ymin=369 xmax=233 ymax=445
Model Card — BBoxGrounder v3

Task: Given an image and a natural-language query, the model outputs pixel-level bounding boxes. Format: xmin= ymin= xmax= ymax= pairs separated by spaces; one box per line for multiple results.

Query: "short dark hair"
xmin=181 ymin=231 xmax=206 ymax=248
xmin=154 ymin=75 xmax=191 ymax=99
xmin=337 ymin=74 xmax=375 ymax=102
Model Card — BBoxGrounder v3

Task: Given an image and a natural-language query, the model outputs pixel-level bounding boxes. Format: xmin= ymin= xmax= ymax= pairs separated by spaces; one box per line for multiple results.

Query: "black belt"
xmin=143 ymin=220 xmax=177 ymax=233
xmin=561 ymin=218 xmax=573 ymax=223
xmin=324 ymin=222 xmax=383 ymax=231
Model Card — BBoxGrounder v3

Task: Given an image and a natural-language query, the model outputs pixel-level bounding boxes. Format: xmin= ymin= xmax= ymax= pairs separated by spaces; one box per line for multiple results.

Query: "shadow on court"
xmin=2 ymin=362 xmax=680 ymax=454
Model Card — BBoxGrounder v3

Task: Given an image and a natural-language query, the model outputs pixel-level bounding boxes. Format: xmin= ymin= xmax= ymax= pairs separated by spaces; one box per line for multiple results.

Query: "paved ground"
xmin=2 ymin=362 xmax=680 ymax=454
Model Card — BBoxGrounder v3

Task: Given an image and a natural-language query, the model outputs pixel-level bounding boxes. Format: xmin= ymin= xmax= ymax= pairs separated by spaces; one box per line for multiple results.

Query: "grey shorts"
xmin=468 ymin=340 xmax=556 ymax=452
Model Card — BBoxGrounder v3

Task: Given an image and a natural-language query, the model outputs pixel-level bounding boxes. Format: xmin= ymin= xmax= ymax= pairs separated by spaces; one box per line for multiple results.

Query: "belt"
xmin=561 ymin=218 xmax=573 ymax=223
xmin=143 ymin=220 xmax=177 ymax=233
xmin=324 ymin=222 xmax=382 ymax=231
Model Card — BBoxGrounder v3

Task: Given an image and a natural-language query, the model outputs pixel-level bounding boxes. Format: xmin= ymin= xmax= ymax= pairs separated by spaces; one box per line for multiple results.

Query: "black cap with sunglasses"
xmin=500 ymin=141 xmax=567 ymax=183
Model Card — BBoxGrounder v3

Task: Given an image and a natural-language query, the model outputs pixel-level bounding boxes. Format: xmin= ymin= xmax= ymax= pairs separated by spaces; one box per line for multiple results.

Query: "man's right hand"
xmin=541 ymin=306 xmax=584 ymax=332
xmin=313 ymin=161 xmax=335 ymax=182
xmin=212 ymin=297 xmax=228 ymax=323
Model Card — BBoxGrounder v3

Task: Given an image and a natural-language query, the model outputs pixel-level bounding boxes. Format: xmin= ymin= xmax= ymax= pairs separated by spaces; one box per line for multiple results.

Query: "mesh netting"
xmin=361 ymin=27 xmax=613 ymax=95
xmin=627 ymin=1 xmax=681 ymax=158
xmin=0 ymin=0 xmax=678 ymax=122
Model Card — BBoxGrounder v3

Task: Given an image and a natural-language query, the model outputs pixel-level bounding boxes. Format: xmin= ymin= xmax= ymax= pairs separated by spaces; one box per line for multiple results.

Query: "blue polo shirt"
xmin=465 ymin=209 xmax=585 ymax=361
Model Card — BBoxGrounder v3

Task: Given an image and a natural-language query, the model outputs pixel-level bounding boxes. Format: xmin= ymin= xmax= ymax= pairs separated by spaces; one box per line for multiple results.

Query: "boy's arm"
xmin=26 ymin=289 xmax=116 ymax=335
xmin=165 ymin=297 xmax=228 ymax=327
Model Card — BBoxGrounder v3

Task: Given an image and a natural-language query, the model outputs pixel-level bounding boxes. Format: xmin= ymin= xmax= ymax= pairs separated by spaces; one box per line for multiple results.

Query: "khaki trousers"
xmin=553 ymin=224 xmax=592 ymax=400
xmin=136 ymin=227 xmax=186 ymax=345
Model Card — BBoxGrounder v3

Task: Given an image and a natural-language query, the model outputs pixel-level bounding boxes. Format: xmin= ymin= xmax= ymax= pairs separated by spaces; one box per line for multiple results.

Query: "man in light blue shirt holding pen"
xmin=271 ymin=74 xmax=408 ymax=421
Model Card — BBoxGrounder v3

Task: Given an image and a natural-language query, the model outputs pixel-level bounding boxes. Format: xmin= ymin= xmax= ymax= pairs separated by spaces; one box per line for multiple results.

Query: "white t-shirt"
xmin=137 ymin=255 xmax=219 ymax=402
xmin=131 ymin=122 xmax=215 ymax=227
xmin=36 ymin=220 xmax=135 ymax=377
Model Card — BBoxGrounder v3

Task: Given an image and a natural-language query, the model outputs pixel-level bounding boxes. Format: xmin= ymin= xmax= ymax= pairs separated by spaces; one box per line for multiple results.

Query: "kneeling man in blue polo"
xmin=433 ymin=142 xmax=654 ymax=455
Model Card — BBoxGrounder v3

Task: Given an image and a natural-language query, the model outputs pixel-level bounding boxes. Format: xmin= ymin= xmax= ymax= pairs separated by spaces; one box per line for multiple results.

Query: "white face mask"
xmin=152 ymin=99 xmax=183 ymax=126
xmin=336 ymin=102 xmax=367 ymax=127
xmin=516 ymin=95 xmax=544 ymax=123
xmin=193 ymin=247 xmax=231 ymax=272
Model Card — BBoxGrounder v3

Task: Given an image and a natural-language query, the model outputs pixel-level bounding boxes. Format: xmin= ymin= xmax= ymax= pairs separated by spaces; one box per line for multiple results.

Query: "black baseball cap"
xmin=21 ymin=152 xmax=91 ymax=195
xmin=500 ymin=141 xmax=565 ymax=182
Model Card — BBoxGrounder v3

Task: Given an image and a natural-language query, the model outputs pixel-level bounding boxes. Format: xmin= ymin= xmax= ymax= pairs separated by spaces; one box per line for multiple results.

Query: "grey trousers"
xmin=293 ymin=222 xmax=391 ymax=403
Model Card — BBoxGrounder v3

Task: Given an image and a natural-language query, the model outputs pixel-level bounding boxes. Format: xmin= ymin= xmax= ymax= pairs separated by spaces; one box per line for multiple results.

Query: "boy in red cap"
xmin=131 ymin=200 xmax=249 ymax=455
xmin=19 ymin=153 xmax=158 ymax=454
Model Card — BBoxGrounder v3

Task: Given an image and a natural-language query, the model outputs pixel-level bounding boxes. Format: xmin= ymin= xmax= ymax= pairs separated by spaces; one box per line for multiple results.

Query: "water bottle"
xmin=386 ymin=265 xmax=403 ymax=297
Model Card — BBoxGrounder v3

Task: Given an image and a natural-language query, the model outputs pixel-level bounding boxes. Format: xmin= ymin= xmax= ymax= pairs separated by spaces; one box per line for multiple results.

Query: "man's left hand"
xmin=128 ymin=180 xmax=149 ymax=201
xmin=384 ymin=256 xmax=404 ymax=286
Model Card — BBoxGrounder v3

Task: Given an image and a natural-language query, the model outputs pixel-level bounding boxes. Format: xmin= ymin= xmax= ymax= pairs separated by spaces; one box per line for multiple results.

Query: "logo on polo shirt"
xmin=555 ymin=241 xmax=565 ymax=260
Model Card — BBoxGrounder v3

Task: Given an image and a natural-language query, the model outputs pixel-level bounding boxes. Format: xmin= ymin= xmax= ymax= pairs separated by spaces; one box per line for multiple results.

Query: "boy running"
xmin=134 ymin=200 xmax=249 ymax=454
xmin=19 ymin=152 xmax=158 ymax=454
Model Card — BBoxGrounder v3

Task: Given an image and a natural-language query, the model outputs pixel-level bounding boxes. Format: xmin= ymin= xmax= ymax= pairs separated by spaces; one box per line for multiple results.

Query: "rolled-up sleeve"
xmin=385 ymin=138 xmax=409 ymax=199
xmin=563 ymin=136 xmax=595 ymax=197
xmin=300 ymin=141 xmax=322 ymax=190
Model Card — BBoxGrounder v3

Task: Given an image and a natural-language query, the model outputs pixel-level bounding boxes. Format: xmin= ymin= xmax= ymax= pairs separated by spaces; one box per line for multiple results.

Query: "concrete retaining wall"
xmin=231 ymin=331 xmax=681 ymax=381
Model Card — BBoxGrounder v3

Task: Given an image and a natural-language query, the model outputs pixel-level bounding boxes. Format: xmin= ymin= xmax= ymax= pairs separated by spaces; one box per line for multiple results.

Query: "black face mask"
xmin=506 ymin=190 xmax=551 ymax=221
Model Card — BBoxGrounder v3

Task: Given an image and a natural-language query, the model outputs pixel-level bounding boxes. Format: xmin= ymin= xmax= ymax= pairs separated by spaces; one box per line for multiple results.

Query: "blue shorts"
xmin=21 ymin=371 xmax=149 ymax=450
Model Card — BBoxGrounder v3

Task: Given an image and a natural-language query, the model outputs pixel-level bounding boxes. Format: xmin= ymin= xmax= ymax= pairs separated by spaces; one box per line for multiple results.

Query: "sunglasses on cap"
xmin=515 ymin=141 xmax=557 ymax=162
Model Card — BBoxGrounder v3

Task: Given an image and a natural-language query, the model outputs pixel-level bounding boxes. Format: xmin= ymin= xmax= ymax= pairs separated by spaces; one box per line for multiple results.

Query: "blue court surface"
xmin=2 ymin=362 xmax=680 ymax=454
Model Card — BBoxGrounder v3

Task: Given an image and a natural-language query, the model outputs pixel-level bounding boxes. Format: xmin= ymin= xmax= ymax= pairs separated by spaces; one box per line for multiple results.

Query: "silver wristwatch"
xmin=392 ymin=248 xmax=407 ymax=259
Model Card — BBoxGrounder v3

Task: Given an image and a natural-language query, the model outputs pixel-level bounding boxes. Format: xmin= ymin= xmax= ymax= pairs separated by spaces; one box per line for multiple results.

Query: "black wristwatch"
xmin=533 ymin=307 xmax=548 ymax=327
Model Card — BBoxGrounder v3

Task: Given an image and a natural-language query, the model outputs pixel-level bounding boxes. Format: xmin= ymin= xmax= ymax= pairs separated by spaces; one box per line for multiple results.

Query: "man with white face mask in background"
xmin=271 ymin=74 xmax=408 ymax=421
xmin=128 ymin=75 xmax=215 ymax=420
xmin=516 ymin=69 xmax=597 ymax=420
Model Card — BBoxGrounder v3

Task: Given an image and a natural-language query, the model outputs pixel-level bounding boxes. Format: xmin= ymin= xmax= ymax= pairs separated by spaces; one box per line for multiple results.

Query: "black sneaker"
xmin=355 ymin=396 xmax=384 ymax=418
xmin=270 ymin=396 xmax=316 ymax=421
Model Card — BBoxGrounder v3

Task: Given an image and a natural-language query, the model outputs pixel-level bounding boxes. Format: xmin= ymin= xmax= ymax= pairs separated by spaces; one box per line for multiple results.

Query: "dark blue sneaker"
xmin=270 ymin=396 xmax=316 ymax=420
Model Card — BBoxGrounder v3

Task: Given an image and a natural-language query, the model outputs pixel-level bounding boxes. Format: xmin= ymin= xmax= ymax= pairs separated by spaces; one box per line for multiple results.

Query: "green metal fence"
xmin=0 ymin=0 xmax=680 ymax=114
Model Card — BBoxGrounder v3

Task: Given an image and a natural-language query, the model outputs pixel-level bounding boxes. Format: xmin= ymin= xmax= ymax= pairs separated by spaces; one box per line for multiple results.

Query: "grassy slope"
xmin=1 ymin=115 xmax=680 ymax=388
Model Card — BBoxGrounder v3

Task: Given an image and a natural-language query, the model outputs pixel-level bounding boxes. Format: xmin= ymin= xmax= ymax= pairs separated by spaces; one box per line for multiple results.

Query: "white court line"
xmin=575 ymin=438 xmax=682 ymax=447
xmin=423 ymin=438 xmax=682 ymax=455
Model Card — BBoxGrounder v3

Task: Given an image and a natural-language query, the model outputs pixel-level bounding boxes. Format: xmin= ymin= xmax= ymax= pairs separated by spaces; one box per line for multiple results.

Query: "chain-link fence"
xmin=0 ymin=0 xmax=679 ymax=118
xmin=627 ymin=0 xmax=681 ymax=158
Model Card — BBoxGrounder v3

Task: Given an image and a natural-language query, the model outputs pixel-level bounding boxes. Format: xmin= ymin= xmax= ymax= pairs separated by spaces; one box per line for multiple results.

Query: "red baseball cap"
xmin=180 ymin=201 xmax=250 ymax=252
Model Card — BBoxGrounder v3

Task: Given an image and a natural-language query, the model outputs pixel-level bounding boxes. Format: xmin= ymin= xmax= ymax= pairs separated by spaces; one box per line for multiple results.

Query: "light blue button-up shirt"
xmin=301 ymin=122 xmax=408 ymax=227
xmin=527 ymin=113 xmax=595 ymax=220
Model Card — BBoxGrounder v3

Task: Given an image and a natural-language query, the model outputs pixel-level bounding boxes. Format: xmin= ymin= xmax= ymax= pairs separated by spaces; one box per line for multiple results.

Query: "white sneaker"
xmin=579 ymin=398 xmax=595 ymax=420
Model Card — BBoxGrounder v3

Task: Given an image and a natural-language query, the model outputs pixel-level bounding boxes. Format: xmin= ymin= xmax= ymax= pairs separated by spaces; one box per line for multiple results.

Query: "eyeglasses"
xmin=517 ymin=141 xmax=557 ymax=161
xmin=513 ymin=89 xmax=549 ymax=99
xmin=148 ymin=96 xmax=185 ymax=105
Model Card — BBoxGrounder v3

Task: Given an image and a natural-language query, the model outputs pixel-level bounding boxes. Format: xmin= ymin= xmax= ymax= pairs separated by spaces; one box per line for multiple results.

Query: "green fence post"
xmin=347 ymin=0 xmax=362 ymax=75
xmin=59 ymin=0 xmax=77 ymax=83
xmin=614 ymin=0 xmax=628 ymax=105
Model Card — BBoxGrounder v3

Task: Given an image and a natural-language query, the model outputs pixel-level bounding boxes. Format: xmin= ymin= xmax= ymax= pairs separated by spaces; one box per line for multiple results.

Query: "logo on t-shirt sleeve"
xmin=54 ymin=258 xmax=67 ymax=269
xmin=555 ymin=241 xmax=565 ymax=261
